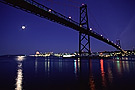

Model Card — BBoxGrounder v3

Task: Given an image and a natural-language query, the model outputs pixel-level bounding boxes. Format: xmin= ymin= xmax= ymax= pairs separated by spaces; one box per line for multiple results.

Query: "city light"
xmin=16 ymin=56 xmax=25 ymax=61
xmin=36 ymin=51 xmax=40 ymax=55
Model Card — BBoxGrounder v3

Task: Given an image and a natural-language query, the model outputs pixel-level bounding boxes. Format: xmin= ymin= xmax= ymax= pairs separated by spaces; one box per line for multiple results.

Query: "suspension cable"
xmin=46 ymin=0 xmax=107 ymax=38
xmin=88 ymin=8 xmax=109 ymax=38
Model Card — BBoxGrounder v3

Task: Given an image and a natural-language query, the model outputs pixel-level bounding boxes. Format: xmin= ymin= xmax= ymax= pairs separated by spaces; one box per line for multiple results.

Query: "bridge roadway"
xmin=0 ymin=0 xmax=125 ymax=53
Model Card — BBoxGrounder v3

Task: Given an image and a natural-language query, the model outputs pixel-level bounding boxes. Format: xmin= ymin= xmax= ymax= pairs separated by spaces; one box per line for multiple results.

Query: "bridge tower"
xmin=79 ymin=4 xmax=91 ymax=56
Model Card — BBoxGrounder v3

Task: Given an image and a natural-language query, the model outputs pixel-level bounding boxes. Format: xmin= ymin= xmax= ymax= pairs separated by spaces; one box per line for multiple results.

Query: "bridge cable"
xmin=45 ymin=0 xmax=108 ymax=38
xmin=45 ymin=0 xmax=108 ymax=39
xmin=88 ymin=8 xmax=109 ymax=39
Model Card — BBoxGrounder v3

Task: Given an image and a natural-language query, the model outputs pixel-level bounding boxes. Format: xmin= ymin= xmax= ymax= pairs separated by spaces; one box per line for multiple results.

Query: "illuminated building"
xmin=36 ymin=51 xmax=40 ymax=55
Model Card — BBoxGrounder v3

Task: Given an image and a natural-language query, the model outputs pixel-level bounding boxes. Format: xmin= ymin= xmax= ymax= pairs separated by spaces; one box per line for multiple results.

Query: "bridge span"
xmin=0 ymin=0 xmax=125 ymax=53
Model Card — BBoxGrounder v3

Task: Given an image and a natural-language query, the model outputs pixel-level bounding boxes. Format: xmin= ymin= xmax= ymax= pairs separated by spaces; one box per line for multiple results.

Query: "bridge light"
xmin=82 ymin=4 xmax=85 ymax=6
xmin=69 ymin=16 xmax=71 ymax=19
xmin=90 ymin=28 xmax=92 ymax=30
xmin=101 ymin=35 xmax=103 ymax=36
xmin=49 ymin=9 xmax=51 ymax=12
xmin=21 ymin=25 xmax=26 ymax=30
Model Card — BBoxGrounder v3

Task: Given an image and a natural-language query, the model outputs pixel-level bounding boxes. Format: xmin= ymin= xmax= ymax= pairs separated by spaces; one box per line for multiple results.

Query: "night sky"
xmin=0 ymin=0 xmax=135 ymax=55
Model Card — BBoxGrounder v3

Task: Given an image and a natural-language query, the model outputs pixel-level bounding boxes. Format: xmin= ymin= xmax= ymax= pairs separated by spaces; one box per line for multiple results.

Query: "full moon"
xmin=21 ymin=25 xmax=26 ymax=30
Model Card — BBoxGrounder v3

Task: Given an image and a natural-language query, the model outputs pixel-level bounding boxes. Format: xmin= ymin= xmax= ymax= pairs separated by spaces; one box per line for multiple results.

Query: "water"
xmin=0 ymin=56 xmax=135 ymax=90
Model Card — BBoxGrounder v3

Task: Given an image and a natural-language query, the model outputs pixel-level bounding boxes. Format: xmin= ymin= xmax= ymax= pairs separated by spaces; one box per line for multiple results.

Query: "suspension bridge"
xmin=0 ymin=0 xmax=126 ymax=55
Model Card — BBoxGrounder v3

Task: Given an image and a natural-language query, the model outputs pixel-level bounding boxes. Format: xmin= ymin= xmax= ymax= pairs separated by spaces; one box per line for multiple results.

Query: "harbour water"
xmin=0 ymin=56 xmax=135 ymax=90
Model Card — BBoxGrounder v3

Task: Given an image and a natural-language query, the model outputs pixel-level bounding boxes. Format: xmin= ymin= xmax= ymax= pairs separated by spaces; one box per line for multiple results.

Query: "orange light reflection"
xmin=89 ymin=59 xmax=95 ymax=90
xmin=100 ymin=59 xmax=106 ymax=87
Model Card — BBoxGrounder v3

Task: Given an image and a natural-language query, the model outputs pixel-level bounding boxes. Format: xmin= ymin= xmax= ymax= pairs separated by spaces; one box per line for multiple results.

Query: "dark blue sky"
xmin=0 ymin=0 xmax=135 ymax=55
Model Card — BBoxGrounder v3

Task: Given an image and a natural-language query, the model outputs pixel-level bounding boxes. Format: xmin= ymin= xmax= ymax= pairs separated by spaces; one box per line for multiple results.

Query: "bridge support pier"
xmin=79 ymin=4 xmax=91 ymax=56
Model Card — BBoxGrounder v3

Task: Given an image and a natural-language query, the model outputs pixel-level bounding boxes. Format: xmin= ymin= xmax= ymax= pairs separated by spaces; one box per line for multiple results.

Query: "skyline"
xmin=0 ymin=0 xmax=135 ymax=55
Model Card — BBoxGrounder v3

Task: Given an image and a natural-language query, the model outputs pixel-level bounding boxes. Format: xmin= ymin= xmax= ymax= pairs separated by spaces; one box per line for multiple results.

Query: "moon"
xmin=21 ymin=25 xmax=26 ymax=30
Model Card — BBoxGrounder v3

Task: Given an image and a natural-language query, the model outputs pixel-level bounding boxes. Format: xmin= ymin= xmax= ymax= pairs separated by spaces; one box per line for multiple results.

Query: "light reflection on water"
xmin=30 ymin=57 xmax=135 ymax=90
xmin=15 ymin=56 xmax=25 ymax=90
xmin=89 ymin=59 xmax=95 ymax=90
xmin=74 ymin=60 xmax=77 ymax=77
xmin=48 ymin=59 xmax=50 ymax=76
xmin=1 ymin=56 xmax=135 ymax=90
xmin=74 ymin=58 xmax=80 ymax=78
xmin=100 ymin=59 xmax=106 ymax=88
xmin=15 ymin=62 xmax=23 ymax=90
xmin=35 ymin=58 xmax=37 ymax=73
xmin=107 ymin=63 xmax=113 ymax=83
xmin=58 ymin=59 xmax=62 ymax=72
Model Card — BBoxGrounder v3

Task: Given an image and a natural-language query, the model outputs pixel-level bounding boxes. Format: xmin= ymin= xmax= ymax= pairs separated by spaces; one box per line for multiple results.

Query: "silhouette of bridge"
xmin=0 ymin=0 xmax=126 ymax=55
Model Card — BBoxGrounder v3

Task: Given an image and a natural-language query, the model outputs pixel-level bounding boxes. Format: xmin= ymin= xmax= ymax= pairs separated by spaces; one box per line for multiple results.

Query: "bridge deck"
xmin=0 ymin=0 xmax=125 ymax=53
